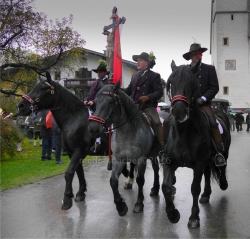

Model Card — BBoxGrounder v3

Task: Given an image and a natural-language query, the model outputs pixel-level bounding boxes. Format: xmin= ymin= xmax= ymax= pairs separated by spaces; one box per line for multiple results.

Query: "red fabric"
xmin=113 ymin=15 xmax=123 ymax=86
xmin=46 ymin=111 xmax=53 ymax=129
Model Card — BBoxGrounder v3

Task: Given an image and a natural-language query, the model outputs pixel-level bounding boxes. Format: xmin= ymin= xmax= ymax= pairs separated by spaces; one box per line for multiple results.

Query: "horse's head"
xmin=167 ymin=60 xmax=200 ymax=123
xmin=17 ymin=72 xmax=56 ymax=116
xmin=88 ymin=81 xmax=121 ymax=137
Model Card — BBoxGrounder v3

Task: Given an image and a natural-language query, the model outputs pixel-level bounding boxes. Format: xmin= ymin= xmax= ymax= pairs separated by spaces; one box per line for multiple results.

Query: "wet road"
xmin=1 ymin=127 xmax=250 ymax=238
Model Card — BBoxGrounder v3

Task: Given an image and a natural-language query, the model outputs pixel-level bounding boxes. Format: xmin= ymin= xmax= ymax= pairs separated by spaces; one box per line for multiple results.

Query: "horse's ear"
xmin=171 ymin=60 xmax=177 ymax=72
xmin=113 ymin=80 xmax=120 ymax=94
xmin=46 ymin=71 xmax=52 ymax=84
xmin=191 ymin=59 xmax=201 ymax=74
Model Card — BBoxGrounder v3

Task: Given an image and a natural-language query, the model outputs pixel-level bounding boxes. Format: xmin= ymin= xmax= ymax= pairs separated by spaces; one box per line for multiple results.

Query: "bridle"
xmin=88 ymin=90 xmax=143 ymax=131
xmin=22 ymin=82 xmax=55 ymax=111
xmin=88 ymin=91 xmax=121 ymax=129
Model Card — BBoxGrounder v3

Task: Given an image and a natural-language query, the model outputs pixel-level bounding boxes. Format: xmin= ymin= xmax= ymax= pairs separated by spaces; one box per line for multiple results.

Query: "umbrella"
xmin=244 ymin=109 xmax=250 ymax=113
xmin=229 ymin=109 xmax=244 ymax=113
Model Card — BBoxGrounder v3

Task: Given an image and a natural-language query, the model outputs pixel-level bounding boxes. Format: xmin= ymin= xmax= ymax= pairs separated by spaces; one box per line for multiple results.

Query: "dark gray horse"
xmin=88 ymin=82 xmax=159 ymax=215
xmin=162 ymin=60 xmax=231 ymax=229
xmin=17 ymin=72 xmax=108 ymax=210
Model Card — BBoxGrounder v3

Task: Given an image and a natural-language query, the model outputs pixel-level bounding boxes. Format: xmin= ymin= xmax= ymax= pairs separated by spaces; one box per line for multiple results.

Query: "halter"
xmin=22 ymin=82 xmax=54 ymax=110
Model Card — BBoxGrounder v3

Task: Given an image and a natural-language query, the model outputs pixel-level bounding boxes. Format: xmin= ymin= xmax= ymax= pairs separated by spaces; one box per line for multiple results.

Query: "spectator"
xmin=235 ymin=113 xmax=242 ymax=132
xmin=40 ymin=110 xmax=54 ymax=161
xmin=246 ymin=113 xmax=250 ymax=132
xmin=53 ymin=122 xmax=63 ymax=164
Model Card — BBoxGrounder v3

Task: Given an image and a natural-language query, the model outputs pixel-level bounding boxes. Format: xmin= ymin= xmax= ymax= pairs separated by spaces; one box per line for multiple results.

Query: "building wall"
xmin=211 ymin=0 xmax=250 ymax=109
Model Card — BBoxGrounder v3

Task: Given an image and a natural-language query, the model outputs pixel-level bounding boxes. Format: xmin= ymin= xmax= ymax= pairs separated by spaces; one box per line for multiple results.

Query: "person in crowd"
xmin=183 ymin=43 xmax=226 ymax=167
xmin=53 ymin=121 xmax=63 ymax=164
xmin=246 ymin=113 xmax=250 ymax=132
xmin=239 ymin=113 xmax=244 ymax=131
xmin=40 ymin=110 xmax=54 ymax=161
xmin=83 ymin=60 xmax=109 ymax=153
xmin=123 ymin=51 xmax=164 ymax=156
xmin=235 ymin=113 xmax=242 ymax=132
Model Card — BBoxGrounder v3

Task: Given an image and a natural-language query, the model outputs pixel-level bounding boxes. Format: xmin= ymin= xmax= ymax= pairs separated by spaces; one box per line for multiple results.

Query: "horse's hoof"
xmin=150 ymin=187 xmax=159 ymax=196
xmin=61 ymin=197 xmax=73 ymax=210
xmin=172 ymin=186 xmax=176 ymax=196
xmin=167 ymin=209 xmax=180 ymax=223
xmin=133 ymin=203 xmax=144 ymax=213
xmin=124 ymin=182 xmax=132 ymax=189
xmin=199 ymin=196 xmax=209 ymax=203
xmin=220 ymin=181 xmax=228 ymax=191
xmin=117 ymin=202 xmax=128 ymax=216
xmin=188 ymin=219 xmax=200 ymax=229
xmin=75 ymin=193 xmax=86 ymax=202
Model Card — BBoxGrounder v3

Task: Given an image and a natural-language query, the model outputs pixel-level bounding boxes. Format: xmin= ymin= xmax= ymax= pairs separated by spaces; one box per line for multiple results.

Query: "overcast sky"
xmin=34 ymin=0 xmax=212 ymax=80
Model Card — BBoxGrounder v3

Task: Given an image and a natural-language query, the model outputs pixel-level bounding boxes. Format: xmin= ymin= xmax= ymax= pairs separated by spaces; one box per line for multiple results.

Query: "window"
xmin=231 ymin=15 xmax=234 ymax=20
xmin=223 ymin=87 xmax=229 ymax=95
xmin=223 ymin=37 xmax=229 ymax=46
xmin=75 ymin=67 xmax=92 ymax=78
xmin=225 ymin=60 xmax=236 ymax=70
xmin=55 ymin=71 xmax=61 ymax=80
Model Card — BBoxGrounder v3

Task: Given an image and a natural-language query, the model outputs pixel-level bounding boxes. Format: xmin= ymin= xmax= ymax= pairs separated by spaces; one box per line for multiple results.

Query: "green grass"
xmin=0 ymin=138 xmax=107 ymax=191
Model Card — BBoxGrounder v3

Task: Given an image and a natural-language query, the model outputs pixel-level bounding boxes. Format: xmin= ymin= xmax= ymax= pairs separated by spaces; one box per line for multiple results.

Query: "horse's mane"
xmin=50 ymin=80 xmax=84 ymax=112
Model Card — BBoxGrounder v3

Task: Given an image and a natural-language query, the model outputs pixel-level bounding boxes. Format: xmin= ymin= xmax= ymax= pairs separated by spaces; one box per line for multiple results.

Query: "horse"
xmin=17 ymin=72 xmax=109 ymax=210
xmin=88 ymin=81 xmax=161 ymax=215
xmin=161 ymin=60 xmax=231 ymax=229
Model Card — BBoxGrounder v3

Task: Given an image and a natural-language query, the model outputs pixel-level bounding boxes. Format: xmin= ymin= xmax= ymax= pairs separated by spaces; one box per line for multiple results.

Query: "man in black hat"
xmin=84 ymin=60 xmax=109 ymax=153
xmin=123 ymin=52 xmax=164 ymax=153
xmin=183 ymin=43 xmax=226 ymax=167
xmin=83 ymin=60 xmax=109 ymax=107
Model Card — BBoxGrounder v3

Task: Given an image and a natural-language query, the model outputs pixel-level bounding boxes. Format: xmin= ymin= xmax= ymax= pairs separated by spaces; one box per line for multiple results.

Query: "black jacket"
xmin=124 ymin=70 xmax=163 ymax=109
xmin=194 ymin=63 xmax=219 ymax=104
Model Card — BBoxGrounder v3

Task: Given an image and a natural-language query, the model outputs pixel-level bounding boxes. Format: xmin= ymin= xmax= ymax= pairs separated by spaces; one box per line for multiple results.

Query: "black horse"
xmin=162 ymin=60 xmax=231 ymax=229
xmin=17 ymin=72 xmax=108 ymax=210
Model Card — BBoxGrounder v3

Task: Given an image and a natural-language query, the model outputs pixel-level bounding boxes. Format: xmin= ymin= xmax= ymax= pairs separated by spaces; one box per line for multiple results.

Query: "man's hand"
xmin=139 ymin=96 xmax=149 ymax=102
xmin=83 ymin=101 xmax=88 ymax=105
xmin=197 ymin=97 xmax=205 ymax=106
xmin=88 ymin=101 xmax=94 ymax=106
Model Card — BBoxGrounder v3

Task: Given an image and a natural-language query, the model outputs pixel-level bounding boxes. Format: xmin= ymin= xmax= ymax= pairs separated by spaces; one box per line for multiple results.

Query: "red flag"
xmin=46 ymin=111 xmax=53 ymax=129
xmin=113 ymin=15 xmax=122 ymax=86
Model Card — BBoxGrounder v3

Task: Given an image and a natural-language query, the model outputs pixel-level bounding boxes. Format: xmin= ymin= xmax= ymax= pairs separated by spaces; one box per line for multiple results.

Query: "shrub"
xmin=0 ymin=117 xmax=24 ymax=161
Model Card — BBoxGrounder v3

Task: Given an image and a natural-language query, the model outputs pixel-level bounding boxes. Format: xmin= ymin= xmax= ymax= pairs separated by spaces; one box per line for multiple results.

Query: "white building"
xmin=210 ymin=0 xmax=250 ymax=109
xmin=51 ymin=48 xmax=137 ymax=100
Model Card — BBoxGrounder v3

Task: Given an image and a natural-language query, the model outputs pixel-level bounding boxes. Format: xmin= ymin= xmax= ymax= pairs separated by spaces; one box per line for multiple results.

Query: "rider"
xmin=123 ymin=51 xmax=164 ymax=154
xmin=183 ymin=43 xmax=226 ymax=167
xmin=83 ymin=60 xmax=109 ymax=153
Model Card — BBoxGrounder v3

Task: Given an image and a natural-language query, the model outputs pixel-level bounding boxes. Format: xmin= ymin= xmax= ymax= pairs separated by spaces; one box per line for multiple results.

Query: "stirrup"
xmin=214 ymin=153 xmax=227 ymax=167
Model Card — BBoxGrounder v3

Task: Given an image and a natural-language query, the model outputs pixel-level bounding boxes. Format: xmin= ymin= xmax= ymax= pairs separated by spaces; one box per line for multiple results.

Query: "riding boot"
xmin=211 ymin=128 xmax=226 ymax=167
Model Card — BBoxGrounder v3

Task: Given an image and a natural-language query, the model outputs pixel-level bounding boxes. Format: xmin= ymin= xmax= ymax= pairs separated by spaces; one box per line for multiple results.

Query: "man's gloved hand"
xmin=197 ymin=97 xmax=205 ymax=106
xmin=139 ymin=96 xmax=149 ymax=102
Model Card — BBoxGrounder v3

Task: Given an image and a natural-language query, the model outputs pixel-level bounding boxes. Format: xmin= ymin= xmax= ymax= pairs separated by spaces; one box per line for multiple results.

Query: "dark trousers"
xmin=55 ymin=130 xmax=62 ymax=161
xmin=41 ymin=136 xmax=52 ymax=159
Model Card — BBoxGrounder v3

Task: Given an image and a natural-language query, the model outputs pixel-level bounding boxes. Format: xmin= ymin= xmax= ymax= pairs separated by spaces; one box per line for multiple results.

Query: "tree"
xmin=0 ymin=0 xmax=86 ymax=96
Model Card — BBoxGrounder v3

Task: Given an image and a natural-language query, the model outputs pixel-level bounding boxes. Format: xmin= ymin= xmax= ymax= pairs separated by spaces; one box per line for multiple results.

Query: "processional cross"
xmin=103 ymin=7 xmax=126 ymax=75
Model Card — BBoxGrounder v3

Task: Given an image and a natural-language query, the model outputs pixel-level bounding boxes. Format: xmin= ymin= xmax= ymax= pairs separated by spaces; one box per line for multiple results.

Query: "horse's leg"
xmin=133 ymin=158 xmax=147 ymax=213
xmin=162 ymin=164 xmax=180 ymax=223
xmin=75 ymin=159 xmax=87 ymax=202
xmin=124 ymin=162 xmax=135 ymax=189
xmin=150 ymin=157 xmax=160 ymax=196
xmin=188 ymin=166 xmax=204 ymax=229
xmin=199 ymin=165 xmax=212 ymax=203
xmin=61 ymin=150 xmax=80 ymax=210
xmin=110 ymin=160 xmax=128 ymax=216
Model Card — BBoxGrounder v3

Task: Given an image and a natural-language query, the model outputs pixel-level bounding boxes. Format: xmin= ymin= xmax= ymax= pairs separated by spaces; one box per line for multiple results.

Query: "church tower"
xmin=210 ymin=0 xmax=250 ymax=109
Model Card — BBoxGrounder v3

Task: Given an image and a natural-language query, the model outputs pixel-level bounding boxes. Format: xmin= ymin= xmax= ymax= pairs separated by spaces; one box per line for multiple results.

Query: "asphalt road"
xmin=1 ymin=125 xmax=250 ymax=239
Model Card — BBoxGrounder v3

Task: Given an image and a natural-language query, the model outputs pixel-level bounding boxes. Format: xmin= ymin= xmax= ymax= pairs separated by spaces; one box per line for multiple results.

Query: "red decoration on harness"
xmin=22 ymin=95 xmax=34 ymax=104
xmin=89 ymin=115 xmax=105 ymax=124
xmin=172 ymin=95 xmax=189 ymax=105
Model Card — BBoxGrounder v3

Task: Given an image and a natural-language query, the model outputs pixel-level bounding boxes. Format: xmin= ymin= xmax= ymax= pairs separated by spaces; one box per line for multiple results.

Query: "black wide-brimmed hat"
xmin=183 ymin=43 xmax=208 ymax=60
xmin=92 ymin=60 xmax=109 ymax=74
xmin=132 ymin=52 xmax=150 ymax=62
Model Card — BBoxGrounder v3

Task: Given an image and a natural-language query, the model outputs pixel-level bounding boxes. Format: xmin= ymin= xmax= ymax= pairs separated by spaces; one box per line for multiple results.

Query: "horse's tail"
xmin=210 ymin=159 xmax=220 ymax=184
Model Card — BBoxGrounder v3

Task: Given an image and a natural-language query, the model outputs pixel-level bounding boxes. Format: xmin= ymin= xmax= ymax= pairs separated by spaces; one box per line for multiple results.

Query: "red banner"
xmin=113 ymin=15 xmax=122 ymax=86
xmin=46 ymin=111 xmax=53 ymax=129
